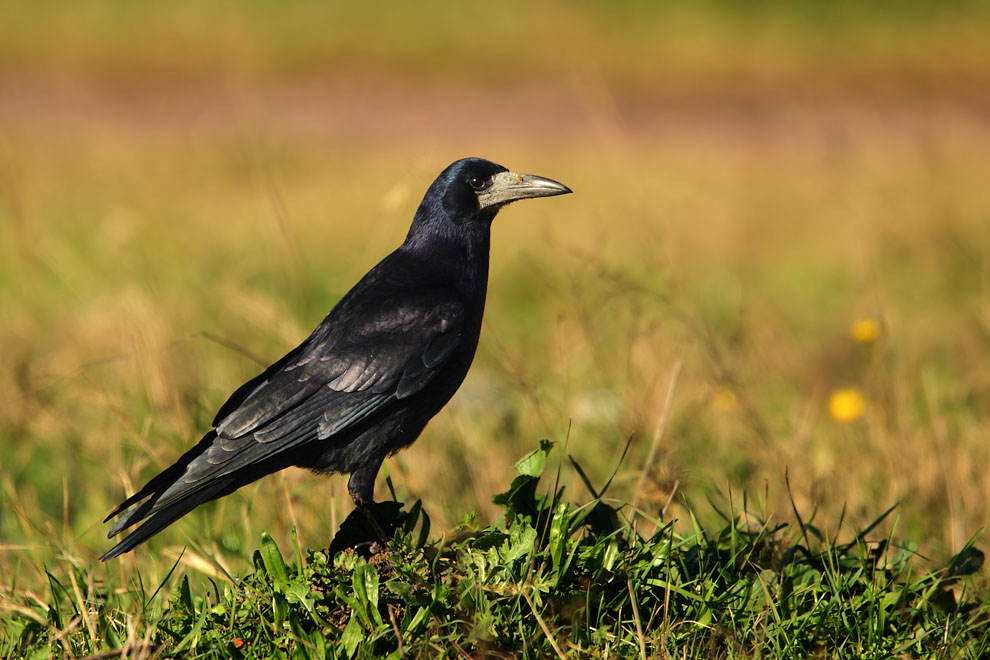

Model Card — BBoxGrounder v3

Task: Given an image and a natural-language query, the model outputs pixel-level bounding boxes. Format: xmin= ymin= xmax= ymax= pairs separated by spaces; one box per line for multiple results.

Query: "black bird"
xmin=101 ymin=157 xmax=571 ymax=560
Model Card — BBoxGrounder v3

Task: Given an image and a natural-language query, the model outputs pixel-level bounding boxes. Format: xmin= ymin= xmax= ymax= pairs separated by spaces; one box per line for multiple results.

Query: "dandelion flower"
xmin=828 ymin=388 xmax=865 ymax=423
xmin=710 ymin=384 xmax=739 ymax=413
xmin=850 ymin=318 xmax=879 ymax=343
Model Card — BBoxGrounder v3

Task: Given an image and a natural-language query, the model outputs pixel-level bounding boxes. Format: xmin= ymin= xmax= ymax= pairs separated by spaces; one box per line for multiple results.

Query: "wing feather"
xmin=215 ymin=298 xmax=463 ymax=439
xmin=104 ymin=291 xmax=466 ymax=552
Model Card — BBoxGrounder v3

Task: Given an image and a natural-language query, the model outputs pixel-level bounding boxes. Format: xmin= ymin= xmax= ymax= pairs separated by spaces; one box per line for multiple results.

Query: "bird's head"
xmin=440 ymin=157 xmax=572 ymax=218
xmin=408 ymin=158 xmax=571 ymax=245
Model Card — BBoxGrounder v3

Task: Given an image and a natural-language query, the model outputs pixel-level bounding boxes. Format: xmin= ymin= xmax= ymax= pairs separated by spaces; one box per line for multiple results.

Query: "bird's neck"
xmin=423 ymin=235 xmax=489 ymax=283
xmin=397 ymin=229 xmax=489 ymax=300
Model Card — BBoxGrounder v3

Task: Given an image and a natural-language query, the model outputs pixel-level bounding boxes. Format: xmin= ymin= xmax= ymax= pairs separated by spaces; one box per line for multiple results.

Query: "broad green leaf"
xmin=284 ymin=580 xmax=315 ymax=614
xmin=406 ymin=606 xmax=430 ymax=634
xmin=514 ymin=439 xmax=553 ymax=477
xmin=260 ymin=532 xmax=289 ymax=591
xmin=501 ymin=526 xmax=537 ymax=565
xmin=339 ymin=614 xmax=363 ymax=659
xmin=353 ymin=562 xmax=383 ymax=627
xmin=548 ymin=500 xmax=569 ymax=580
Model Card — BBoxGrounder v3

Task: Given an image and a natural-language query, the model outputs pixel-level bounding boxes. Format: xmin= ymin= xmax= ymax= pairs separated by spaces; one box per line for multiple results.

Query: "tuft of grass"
xmin=4 ymin=441 xmax=987 ymax=658
xmin=2 ymin=1 xmax=990 ymax=653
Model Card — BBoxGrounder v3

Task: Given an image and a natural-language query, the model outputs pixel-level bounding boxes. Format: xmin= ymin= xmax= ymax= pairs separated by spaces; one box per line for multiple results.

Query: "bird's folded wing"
xmin=213 ymin=297 xmax=465 ymax=442
xmin=109 ymin=297 xmax=466 ymax=531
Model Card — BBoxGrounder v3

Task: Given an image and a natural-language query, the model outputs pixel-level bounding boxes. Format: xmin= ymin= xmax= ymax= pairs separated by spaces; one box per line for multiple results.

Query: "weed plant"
xmin=4 ymin=441 xmax=987 ymax=658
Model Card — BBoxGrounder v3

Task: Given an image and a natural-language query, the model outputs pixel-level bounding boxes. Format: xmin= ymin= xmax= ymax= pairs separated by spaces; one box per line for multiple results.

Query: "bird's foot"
xmin=358 ymin=501 xmax=395 ymax=544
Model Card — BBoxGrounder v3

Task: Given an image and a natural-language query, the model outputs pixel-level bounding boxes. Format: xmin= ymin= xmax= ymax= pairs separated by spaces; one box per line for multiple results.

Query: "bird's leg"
xmin=347 ymin=461 xmax=394 ymax=543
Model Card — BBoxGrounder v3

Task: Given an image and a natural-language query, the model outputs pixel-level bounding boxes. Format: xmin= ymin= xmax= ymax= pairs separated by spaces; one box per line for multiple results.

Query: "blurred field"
xmin=1 ymin=0 xmax=989 ymax=601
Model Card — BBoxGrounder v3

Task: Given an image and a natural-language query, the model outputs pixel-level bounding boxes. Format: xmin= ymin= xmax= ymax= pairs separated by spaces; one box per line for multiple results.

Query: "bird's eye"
xmin=468 ymin=176 xmax=490 ymax=191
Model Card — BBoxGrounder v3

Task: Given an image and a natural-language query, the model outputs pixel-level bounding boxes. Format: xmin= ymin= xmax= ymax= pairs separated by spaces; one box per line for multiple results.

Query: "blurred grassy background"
xmin=1 ymin=0 xmax=989 ymax=596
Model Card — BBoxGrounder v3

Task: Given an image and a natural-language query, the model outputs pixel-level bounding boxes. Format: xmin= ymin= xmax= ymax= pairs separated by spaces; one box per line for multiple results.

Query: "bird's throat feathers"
xmin=400 ymin=222 xmax=491 ymax=299
xmin=404 ymin=196 xmax=493 ymax=267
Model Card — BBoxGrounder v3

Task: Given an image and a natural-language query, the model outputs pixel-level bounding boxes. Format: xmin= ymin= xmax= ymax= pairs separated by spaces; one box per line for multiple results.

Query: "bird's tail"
xmin=101 ymin=430 xmax=232 ymax=561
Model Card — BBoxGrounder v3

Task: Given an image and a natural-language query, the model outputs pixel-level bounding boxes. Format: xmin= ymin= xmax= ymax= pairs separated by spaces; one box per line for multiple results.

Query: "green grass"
xmin=2 ymin=1 xmax=990 ymax=656
xmin=4 ymin=442 xmax=988 ymax=658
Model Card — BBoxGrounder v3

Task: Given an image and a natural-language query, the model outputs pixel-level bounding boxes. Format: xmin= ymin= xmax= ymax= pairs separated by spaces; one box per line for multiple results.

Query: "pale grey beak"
xmin=477 ymin=171 xmax=572 ymax=209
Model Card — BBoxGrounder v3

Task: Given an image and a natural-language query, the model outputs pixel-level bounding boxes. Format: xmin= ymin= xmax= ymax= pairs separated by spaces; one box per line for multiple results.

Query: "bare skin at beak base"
xmin=478 ymin=171 xmax=572 ymax=209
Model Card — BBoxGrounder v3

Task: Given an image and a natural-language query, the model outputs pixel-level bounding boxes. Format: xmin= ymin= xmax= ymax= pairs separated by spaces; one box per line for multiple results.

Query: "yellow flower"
xmin=850 ymin=318 xmax=879 ymax=343
xmin=710 ymin=384 xmax=739 ymax=413
xmin=828 ymin=388 xmax=865 ymax=423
